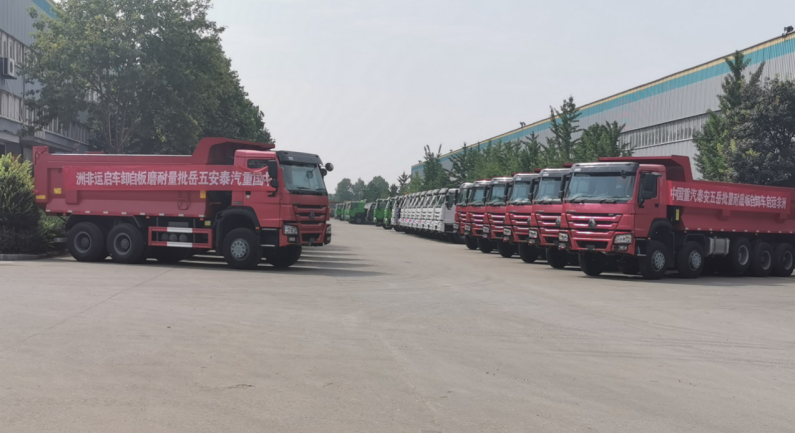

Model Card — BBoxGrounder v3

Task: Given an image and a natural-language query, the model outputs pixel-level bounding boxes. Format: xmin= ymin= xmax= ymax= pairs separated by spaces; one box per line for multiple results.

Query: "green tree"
xmin=516 ymin=133 xmax=548 ymax=172
xmin=545 ymin=96 xmax=581 ymax=166
xmin=417 ymin=144 xmax=450 ymax=189
xmin=25 ymin=0 xmax=272 ymax=154
xmin=573 ymin=121 xmax=630 ymax=162
xmin=730 ymin=77 xmax=795 ymax=187
xmin=389 ymin=184 xmax=399 ymax=196
xmin=332 ymin=178 xmax=355 ymax=202
xmin=694 ymin=51 xmax=764 ymax=181
xmin=447 ymin=143 xmax=479 ymax=184
xmin=351 ymin=178 xmax=366 ymax=199
xmin=397 ymin=172 xmax=411 ymax=194
xmin=362 ymin=176 xmax=391 ymax=201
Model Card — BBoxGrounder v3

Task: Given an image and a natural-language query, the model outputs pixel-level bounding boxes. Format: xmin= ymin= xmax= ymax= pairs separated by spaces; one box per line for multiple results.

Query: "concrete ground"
xmin=1 ymin=222 xmax=794 ymax=433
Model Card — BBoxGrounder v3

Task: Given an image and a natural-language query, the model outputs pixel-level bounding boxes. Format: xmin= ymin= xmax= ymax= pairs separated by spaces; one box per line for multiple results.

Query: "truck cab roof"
xmin=539 ymin=168 xmax=571 ymax=177
xmin=571 ymin=162 xmax=639 ymax=173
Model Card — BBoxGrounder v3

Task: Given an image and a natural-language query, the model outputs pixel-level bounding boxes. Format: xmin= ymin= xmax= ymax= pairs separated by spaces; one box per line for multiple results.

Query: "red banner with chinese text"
xmin=63 ymin=165 xmax=274 ymax=191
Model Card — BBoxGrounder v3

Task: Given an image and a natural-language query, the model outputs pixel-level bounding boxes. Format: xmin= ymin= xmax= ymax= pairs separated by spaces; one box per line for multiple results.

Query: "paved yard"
xmin=1 ymin=222 xmax=794 ymax=432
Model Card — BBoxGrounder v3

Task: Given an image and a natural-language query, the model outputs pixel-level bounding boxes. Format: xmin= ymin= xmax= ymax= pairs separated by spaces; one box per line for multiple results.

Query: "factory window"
xmin=619 ymin=114 xmax=708 ymax=151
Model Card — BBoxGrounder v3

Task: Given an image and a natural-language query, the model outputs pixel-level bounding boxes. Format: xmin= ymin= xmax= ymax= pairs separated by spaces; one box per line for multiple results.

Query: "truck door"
xmin=242 ymin=158 xmax=280 ymax=228
xmin=635 ymin=171 xmax=661 ymax=237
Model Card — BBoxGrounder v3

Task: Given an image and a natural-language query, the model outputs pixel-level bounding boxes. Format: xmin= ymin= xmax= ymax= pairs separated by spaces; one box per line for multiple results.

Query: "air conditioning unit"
xmin=1 ymin=57 xmax=17 ymax=79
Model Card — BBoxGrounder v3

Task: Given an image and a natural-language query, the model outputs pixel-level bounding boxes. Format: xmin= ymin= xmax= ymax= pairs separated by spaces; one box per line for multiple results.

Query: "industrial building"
xmin=412 ymin=33 xmax=795 ymax=180
xmin=0 ymin=0 xmax=89 ymax=160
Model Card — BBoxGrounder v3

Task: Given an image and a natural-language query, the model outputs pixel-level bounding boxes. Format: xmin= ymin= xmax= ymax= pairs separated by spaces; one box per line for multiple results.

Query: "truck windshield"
xmin=487 ymin=184 xmax=508 ymax=206
xmin=457 ymin=188 xmax=471 ymax=205
xmin=470 ymin=187 xmax=486 ymax=206
xmin=535 ymin=177 xmax=562 ymax=204
xmin=566 ymin=172 xmax=636 ymax=203
xmin=282 ymin=164 xmax=327 ymax=195
xmin=509 ymin=181 xmax=534 ymax=205
xmin=377 ymin=201 xmax=386 ymax=209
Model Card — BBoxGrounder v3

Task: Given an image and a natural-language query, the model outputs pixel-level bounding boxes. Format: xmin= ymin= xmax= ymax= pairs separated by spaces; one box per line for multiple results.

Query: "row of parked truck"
xmin=357 ymin=155 xmax=795 ymax=280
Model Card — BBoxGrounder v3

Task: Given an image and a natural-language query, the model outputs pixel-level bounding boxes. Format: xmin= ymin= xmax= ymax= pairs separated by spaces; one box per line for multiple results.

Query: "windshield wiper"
xmin=599 ymin=196 xmax=623 ymax=204
xmin=568 ymin=197 xmax=587 ymax=204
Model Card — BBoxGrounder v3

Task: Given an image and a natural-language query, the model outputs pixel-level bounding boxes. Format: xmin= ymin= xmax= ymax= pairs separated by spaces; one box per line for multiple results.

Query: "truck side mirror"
xmin=325 ymin=162 xmax=334 ymax=172
xmin=557 ymin=190 xmax=564 ymax=199
xmin=527 ymin=192 xmax=534 ymax=201
xmin=266 ymin=160 xmax=279 ymax=190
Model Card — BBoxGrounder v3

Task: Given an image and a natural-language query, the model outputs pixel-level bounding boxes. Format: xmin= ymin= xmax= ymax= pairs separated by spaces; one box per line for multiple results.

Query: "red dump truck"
xmin=454 ymin=182 xmax=473 ymax=247
xmin=463 ymin=179 xmax=491 ymax=250
xmin=480 ymin=177 xmax=513 ymax=256
xmin=502 ymin=173 xmax=541 ymax=263
xmin=559 ymin=155 xmax=795 ymax=279
xmin=528 ymin=168 xmax=579 ymax=269
xmin=33 ymin=138 xmax=334 ymax=270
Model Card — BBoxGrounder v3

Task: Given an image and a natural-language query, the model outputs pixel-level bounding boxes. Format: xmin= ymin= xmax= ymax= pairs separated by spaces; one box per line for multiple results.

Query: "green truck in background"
xmin=347 ymin=201 xmax=367 ymax=224
xmin=383 ymin=197 xmax=395 ymax=230
xmin=374 ymin=199 xmax=387 ymax=226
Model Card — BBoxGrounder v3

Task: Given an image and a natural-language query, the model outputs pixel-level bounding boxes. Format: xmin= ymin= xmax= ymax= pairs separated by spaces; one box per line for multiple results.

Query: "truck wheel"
xmin=498 ymin=242 xmax=516 ymax=258
xmin=726 ymin=237 xmax=751 ymax=275
xmin=676 ymin=241 xmax=705 ymax=278
xmin=107 ymin=224 xmax=147 ymax=264
xmin=772 ymin=243 xmax=795 ymax=277
xmin=618 ymin=257 xmax=640 ymax=275
xmin=222 ymin=228 xmax=262 ymax=270
xmin=67 ymin=222 xmax=107 ymax=262
xmin=639 ymin=240 xmax=668 ymax=280
xmin=465 ymin=236 xmax=478 ymax=250
xmin=749 ymin=242 xmax=774 ymax=277
xmin=546 ymin=247 xmax=569 ymax=269
xmin=355 ymin=217 xmax=363 ymax=224
xmin=518 ymin=244 xmax=539 ymax=263
xmin=477 ymin=238 xmax=493 ymax=254
xmin=268 ymin=245 xmax=302 ymax=269
xmin=579 ymin=252 xmax=606 ymax=276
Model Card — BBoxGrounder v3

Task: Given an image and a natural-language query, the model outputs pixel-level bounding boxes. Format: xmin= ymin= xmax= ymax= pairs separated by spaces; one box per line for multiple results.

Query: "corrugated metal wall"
xmin=413 ymin=34 xmax=795 ymax=180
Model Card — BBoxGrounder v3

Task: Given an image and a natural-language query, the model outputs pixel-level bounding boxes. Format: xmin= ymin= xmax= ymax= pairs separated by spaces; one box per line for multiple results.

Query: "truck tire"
xmin=498 ymin=242 xmax=516 ymax=258
xmin=639 ymin=240 xmax=668 ymax=280
xmin=67 ymin=222 xmax=107 ymax=262
xmin=355 ymin=217 xmax=363 ymax=224
xmin=546 ymin=247 xmax=568 ymax=269
xmin=676 ymin=241 xmax=705 ymax=278
xmin=749 ymin=242 xmax=774 ymax=277
xmin=465 ymin=236 xmax=478 ymax=250
xmin=726 ymin=237 xmax=751 ymax=275
xmin=151 ymin=247 xmax=192 ymax=264
xmin=222 ymin=228 xmax=262 ymax=270
xmin=579 ymin=252 xmax=607 ymax=276
xmin=618 ymin=257 xmax=640 ymax=275
xmin=477 ymin=238 xmax=494 ymax=254
xmin=772 ymin=243 xmax=795 ymax=277
xmin=268 ymin=245 xmax=302 ymax=269
xmin=518 ymin=244 xmax=539 ymax=263
xmin=107 ymin=224 xmax=147 ymax=264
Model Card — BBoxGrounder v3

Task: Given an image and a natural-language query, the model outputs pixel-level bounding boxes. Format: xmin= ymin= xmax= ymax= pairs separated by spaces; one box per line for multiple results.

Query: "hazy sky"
xmin=208 ymin=0 xmax=791 ymax=191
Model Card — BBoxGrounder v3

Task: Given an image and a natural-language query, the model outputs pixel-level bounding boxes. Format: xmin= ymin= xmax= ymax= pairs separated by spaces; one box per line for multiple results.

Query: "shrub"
xmin=0 ymin=153 xmax=40 ymax=231
xmin=0 ymin=154 xmax=62 ymax=254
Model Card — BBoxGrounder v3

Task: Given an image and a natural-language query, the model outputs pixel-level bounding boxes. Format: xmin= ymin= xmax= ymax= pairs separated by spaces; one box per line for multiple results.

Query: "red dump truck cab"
xmin=463 ymin=180 xmax=491 ymax=250
xmin=33 ymin=137 xmax=334 ymax=270
xmin=480 ymin=177 xmax=513 ymax=255
xmin=503 ymin=173 xmax=542 ymax=263
xmin=454 ymin=182 xmax=473 ymax=238
xmin=563 ymin=156 xmax=795 ymax=280
xmin=528 ymin=168 xmax=577 ymax=269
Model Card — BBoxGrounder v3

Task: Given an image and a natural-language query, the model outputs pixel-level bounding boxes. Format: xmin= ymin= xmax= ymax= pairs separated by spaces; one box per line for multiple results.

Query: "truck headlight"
xmin=326 ymin=225 xmax=332 ymax=234
xmin=614 ymin=233 xmax=633 ymax=244
xmin=284 ymin=224 xmax=299 ymax=235
xmin=558 ymin=232 xmax=569 ymax=242
xmin=528 ymin=229 xmax=539 ymax=239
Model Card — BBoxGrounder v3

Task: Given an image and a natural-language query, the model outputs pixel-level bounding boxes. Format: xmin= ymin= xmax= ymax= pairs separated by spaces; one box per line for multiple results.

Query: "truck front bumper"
xmin=567 ymin=230 xmax=634 ymax=254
